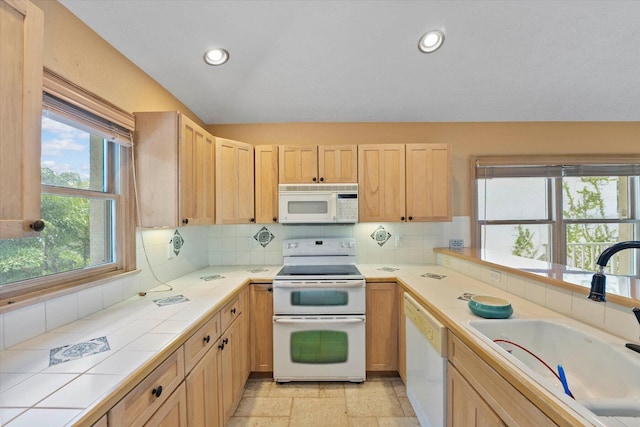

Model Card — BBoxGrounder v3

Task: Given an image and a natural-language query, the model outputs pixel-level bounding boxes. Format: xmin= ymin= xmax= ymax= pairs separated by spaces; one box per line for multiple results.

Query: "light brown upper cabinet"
xmin=358 ymin=143 xmax=451 ymax=222
xmin=405 ymin=143 xmax=451 ymax=221
xmin=358 ymin=144 xmax=406 ymax=222
xmin=216 ymin=138 xmax=255 ymax=224
xmin=134 ymin=112 xmax=215 ymax=227
xmin=0 ymin=0 xmax=44 ymax=239
xmin=279 ymin=145 xmax=357 ymax=184
xmin=254 ymin=145 xmax=279 ymax=223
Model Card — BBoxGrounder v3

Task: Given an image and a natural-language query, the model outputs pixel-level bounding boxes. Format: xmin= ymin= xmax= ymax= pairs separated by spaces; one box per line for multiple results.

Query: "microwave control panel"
xmin=337 ymin=194 xmax=358 ymax=222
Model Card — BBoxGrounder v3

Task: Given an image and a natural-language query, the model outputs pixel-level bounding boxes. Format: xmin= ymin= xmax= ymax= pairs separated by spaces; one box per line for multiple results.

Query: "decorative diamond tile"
xmin=171 ymin=229 xmax=185 ymax=256
xmin=378 ymin=267 xmax=399 ymax=272
xmin=253 ymin=226 xmax=275 ymax=248
xmin=370 ymin=225 xmax=392 ymax=247
xmin=49 ymin=336 xmax=110 ymax=366
xmin=246 ymin=268 xmax=268 ymax=273
xmin=153 ymin=294 xmax=190 ymax=307
xmin=421 ymin=272 xmax=446 ymax=280
xmin=200 ymin=274 xmax=225 ymax=281
xmin=457 ymin=292 xmax=476 ymax=301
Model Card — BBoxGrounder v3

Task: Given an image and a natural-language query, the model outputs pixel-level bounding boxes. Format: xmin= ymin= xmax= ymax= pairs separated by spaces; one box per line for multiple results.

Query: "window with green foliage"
xmin=0 ymin=76 xmax=135 ymax=300
xmin=474 ymin=158 xmax=640 ymax=276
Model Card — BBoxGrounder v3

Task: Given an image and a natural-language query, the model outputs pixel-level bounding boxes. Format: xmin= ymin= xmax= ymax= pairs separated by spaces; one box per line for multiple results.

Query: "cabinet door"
xmin=278 ymin=145 xmax=318 ymax=183
xmin=406 ymin=143 xmax=451 ymax=222
xmin=447 ymin=363 xmax=505 ymax=427
xmin=366 ymin=282 xmax=398 ymax=371
xmin=250 ymin=284 xmax=273 ymax=372
xmin=219 ymin=317 xmax=244 ymax=425
xmin=180 ymin=115 xmax=215 ymax=225
xmin=0 ymin=0 xmax=43 ymax=239
xmin=144 ymin=383 xmax=188 ymax=427
xmin=186 ymin=342 xmax=221 ymax=427
xmin=216 ymin=138 xmax=255 ymax=224
xmin=358 ymin=144 xmax=406 ymax=222
xmin=318 ymin=145 xmax=358 ymax=183
xmin=254 ymin=145 xmax=279 ymax=223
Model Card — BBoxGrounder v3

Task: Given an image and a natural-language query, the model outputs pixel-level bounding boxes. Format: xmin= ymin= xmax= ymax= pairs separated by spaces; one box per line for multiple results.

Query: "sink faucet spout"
xmin=589 ymin=241 xmax=640 ymax=302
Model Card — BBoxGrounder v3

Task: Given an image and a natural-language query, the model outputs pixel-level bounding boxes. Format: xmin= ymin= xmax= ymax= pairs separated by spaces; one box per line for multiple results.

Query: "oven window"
xmin=291 ymin=290 xmax=348 ymax=306
xmin=287 ymin=200 xmax=328 ymax=214
xmin=290 ymin=330 xmax=348 ymax=363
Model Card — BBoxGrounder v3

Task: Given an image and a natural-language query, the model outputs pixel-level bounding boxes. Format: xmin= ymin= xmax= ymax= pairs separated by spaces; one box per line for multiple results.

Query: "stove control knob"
xmin=287 ymin=242 xmax=298 ymax=249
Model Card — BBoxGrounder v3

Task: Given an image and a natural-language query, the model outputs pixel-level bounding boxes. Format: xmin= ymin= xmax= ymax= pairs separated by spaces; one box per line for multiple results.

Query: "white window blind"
xmin=43 ymin=68 xmax=134 ymax=146
xmin=476 ymin=159 xmax=640 ymax=179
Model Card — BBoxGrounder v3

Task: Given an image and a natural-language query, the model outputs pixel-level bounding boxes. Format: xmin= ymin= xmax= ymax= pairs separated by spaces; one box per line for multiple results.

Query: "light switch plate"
xmin=449 ymin=239 xmax=464 ymax=251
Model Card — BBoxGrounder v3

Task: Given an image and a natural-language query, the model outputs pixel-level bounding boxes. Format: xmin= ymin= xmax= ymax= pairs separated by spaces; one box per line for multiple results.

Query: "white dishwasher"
xmin=404 ymin=293 xmax=447 ymax=427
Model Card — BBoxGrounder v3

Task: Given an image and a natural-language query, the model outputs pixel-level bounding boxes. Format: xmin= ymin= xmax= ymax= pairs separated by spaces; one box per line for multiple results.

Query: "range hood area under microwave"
xmin=278 ymin=184 xmax=358 ymax=224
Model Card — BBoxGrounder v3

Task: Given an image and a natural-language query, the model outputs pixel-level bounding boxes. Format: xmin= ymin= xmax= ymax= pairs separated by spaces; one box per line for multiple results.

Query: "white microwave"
xmin=279 ymin=184 xmax=358 ymax=224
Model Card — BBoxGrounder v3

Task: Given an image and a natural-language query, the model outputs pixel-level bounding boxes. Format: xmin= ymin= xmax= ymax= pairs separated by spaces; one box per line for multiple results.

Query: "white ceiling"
xmin=60 ymin=0 xmax=640 ymax=125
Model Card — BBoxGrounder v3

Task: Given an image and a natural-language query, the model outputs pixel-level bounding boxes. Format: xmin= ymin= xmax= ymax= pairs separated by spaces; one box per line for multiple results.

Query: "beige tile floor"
xmin=228 ymin=376 xmax=420 ymax=427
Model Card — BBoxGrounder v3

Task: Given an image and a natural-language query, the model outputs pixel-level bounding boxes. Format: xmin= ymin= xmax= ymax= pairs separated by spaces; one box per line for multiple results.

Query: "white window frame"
xmin=471 ymin=155 xmax=640 ymax=276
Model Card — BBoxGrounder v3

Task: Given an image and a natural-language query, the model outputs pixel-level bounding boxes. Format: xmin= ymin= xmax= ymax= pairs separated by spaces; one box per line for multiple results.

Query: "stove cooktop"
xmin=275 ymin=264 xmax=362 ymax=278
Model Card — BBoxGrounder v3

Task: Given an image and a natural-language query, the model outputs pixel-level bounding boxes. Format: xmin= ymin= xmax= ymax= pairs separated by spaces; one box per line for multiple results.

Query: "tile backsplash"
xmin=0 ymin=218 xmax=470 ymax=349
xmin=208 ymin=216 xmax=471 ymax=266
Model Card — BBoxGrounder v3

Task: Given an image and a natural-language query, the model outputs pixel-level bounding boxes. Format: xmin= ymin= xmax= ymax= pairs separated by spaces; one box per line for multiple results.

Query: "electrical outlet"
xmin=167 ymin=243 xmax=175 ymax=260
xmin=488 ymin=270 xmax=501 ymax=284
xmin=245 ymin=238 xmax=254 ymax=249
xmin=395 ymin=235 xmax=402 ymax=247
xmin=443 ymin=256 xmax=452 ymax=267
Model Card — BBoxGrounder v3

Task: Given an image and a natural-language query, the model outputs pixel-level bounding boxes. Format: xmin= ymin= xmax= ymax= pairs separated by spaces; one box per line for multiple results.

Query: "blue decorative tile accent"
xmin=153 ymin=294 xmax=190 ymax=307
xmin=378 ymin=267 xmax=399 ymax=272
xmin=457 ymin=293 xmax=475 ymax=301
xmin=253 ymin=226 xmax=275 ymax=248
xmin=246 ymin=268 xmax=268 ymax=273
xmin=421 ymin=272 xmax=446 ymax=280
xmin=200 ymin=274 xmax=225 ymax=281
xmin=49 ymin=336 xmax=110 ymax=366
xmin=171 ymin=230 xmax=184 ymax=256
xmin=370 ymin=225 xmax=391 ymax=247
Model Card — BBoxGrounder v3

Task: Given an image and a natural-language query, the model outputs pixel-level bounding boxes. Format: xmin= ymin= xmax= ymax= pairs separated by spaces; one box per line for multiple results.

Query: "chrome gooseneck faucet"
xmin=588 ymin=241 xmax=640 ymax=302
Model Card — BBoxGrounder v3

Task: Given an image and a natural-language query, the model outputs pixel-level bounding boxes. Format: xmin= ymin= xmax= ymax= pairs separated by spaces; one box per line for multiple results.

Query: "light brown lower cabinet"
xmin=219 ymin=314 xmax=246 ymax=424
xmin=186 ymin=337 xmax=221 ymax=427
xmin=366 ymin=282 xmax=398 ymax=371
xmin=250 ymin=284 xmax=273 ymax=372
xmin=447 ymin=363 xmax=505 ymax=427
xmin=144 ymin=383 xmax=187 ymax=427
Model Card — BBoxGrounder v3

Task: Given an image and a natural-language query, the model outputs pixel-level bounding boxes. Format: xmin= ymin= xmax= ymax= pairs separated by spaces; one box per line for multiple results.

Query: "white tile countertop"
xmin=0 ymin=264 xmax=637 ymax=426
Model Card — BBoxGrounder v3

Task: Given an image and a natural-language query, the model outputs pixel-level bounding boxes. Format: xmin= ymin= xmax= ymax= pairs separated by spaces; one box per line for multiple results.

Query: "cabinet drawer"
xmin=221 ymin=295 xmax=243 ymax=331
xmin=184 ymin=312 xmax=221 ymax=373
xmin=109 ymin=347 xmax=185 ymax=427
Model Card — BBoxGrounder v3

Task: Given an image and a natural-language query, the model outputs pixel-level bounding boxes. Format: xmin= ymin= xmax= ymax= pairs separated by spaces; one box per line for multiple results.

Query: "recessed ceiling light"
xmin=418 ymin=30 xmax=445 ymax=53
xmin=204 ymin=48 xmax=229 ymax=66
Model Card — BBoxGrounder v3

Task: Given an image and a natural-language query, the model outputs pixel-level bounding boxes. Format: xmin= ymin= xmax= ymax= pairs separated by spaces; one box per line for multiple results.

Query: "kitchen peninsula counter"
xmin=0 ymin=263 xmax=628 ymax=426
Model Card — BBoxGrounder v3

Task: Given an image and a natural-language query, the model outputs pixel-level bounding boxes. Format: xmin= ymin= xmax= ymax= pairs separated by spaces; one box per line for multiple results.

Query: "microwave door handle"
xmin=274 ymin=317 xmax=365 ymax=324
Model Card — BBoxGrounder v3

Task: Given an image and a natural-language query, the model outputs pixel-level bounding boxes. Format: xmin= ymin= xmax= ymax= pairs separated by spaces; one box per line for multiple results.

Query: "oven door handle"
xmin=273 ymin=282 xmax=365 ymax=288
xmin=273 ymin=317 xmax=365 ymax=324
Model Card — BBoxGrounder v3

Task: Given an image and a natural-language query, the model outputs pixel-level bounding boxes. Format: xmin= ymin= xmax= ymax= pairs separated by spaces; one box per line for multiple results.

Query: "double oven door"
xmin=272 ymin=279 xmax=366 ymax=382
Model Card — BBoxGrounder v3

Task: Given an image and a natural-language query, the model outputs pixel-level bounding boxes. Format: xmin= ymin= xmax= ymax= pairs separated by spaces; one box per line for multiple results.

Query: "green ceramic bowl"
xmin=468 ymin=295 xmax=513 ymax=319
